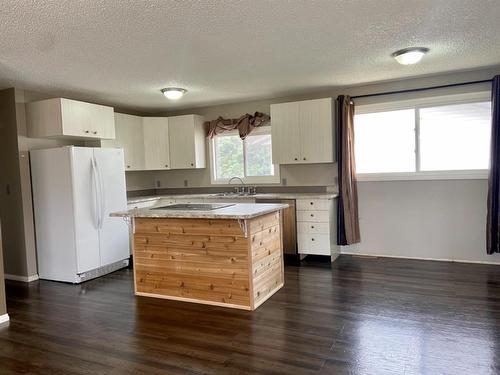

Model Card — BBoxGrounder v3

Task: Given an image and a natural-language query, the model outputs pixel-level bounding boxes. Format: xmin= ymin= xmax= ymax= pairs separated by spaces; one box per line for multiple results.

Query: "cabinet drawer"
xmin=297 ymin=222 xmax=330 ymax=234
xmin=297 ymin=210 xmax=329 ymax=222
xmin=296 ymin=199 xmax=331 ymax=211
xmin=298 ymin=234 xmax=331 ymax=255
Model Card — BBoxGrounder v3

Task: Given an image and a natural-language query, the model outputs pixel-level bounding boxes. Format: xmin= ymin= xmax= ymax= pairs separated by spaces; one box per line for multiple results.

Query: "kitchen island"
xmin=112 ymin=203 xmax=288 ymax=310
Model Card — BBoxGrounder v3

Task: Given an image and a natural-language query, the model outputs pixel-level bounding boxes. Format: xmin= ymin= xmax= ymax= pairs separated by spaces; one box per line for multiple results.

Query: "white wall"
xmin=342 ymin=179 xmax=500 ymax=264
xmin=153 ymin=66 xmax=500 ymax=264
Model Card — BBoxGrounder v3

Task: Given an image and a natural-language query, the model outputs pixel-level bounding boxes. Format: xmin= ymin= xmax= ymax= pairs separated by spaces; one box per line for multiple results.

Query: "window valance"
xmin=205 ymin=112 xmax=270 ymax=140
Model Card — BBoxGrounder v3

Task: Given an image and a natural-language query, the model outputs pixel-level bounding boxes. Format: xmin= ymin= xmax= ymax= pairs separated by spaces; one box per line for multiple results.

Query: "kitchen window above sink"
xmin=209 ymin=127 xmax=280 ymax=184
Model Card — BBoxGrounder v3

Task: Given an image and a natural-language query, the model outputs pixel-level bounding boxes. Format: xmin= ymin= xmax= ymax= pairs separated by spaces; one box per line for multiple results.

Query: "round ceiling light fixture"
xmin=392 ymin=47 xmax=429 ymax=65
xmin=161 ymin=87 xmax=187 ymax=100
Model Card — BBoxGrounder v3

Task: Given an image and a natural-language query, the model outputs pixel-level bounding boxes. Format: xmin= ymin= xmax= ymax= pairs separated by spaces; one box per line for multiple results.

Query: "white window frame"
xmin=209 ymin=126 xmax=281 ymax=185
xmin=355 ymin=91 xmax=491 ymax=181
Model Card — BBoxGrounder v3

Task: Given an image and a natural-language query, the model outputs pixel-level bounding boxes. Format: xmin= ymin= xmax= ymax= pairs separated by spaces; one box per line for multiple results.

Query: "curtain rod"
xmin=351 ymin=79 xmax=492 ymax=100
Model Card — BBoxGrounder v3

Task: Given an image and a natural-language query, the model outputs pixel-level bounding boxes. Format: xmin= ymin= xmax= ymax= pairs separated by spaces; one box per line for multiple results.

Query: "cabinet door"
xmin=114 ymin=113 xmax=145 ymax=170
xmin=143 ymin=117 xmax=170 ymax=170
xmin=298 ymin=98 xmax=334 ymax=163
xmin=271 ymin=102 xmax=301 ymax=164
xmin=168 ymin=115 xmax=196 ymax=169
xmin=90 ymin=104 xmax=115 ymax=139
xmin=61 ymin=99 xmax=93 ymax=137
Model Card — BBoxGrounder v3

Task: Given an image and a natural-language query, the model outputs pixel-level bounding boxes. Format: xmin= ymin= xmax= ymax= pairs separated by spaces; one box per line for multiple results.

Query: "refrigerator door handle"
xmin=90 ymin=157 xmax=101 ymax=229
xmin=94 ymin=156 xmax=106 ymax=230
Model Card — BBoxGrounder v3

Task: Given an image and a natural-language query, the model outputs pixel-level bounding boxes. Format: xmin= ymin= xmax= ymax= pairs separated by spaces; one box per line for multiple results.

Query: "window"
xmin=419 ymin=102 xmax=491 ymax=171
xmin=354 ymin=94 xmax=492 ymax=180
xmin=355 ymin=109 xmax=415 ymax=173
xmin=210 ymin=127 xmax=280 ymax=184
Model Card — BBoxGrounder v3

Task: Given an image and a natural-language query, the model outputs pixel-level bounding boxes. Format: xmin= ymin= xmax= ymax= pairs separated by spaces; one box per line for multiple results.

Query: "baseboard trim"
xmin=4 ymin=274 xmax=39 ymax=282
xmin=340 ymin=251 xmax=500 ymax=265
xmin=0 ymin=313 xmax=9 ymax=325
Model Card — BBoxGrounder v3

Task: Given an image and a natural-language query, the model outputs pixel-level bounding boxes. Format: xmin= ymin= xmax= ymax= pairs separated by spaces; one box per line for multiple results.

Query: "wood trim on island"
xmin=132 ymin=211 xmax=284 ymax=310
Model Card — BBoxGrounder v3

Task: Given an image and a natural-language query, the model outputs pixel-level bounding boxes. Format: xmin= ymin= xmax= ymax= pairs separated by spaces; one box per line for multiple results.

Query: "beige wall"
xmin=0 ymin=88 xmax=31 ymax=278
xmin=0 ymin=88 xmax=80 ymax=278
xmin=0 ymin=222 xmax=6 ymax=317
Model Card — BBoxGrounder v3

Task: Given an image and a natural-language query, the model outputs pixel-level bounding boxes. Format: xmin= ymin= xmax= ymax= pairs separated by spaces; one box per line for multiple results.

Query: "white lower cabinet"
xmin=296 ymin=198 xmax=339 ymax=260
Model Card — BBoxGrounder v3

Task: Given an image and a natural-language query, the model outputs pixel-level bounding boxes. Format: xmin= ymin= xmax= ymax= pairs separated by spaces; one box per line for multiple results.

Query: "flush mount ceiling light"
xmin=392 ymin=47 xmax=429 ymax=65
xmin=161 ymin=87 xmax=187 ymax=100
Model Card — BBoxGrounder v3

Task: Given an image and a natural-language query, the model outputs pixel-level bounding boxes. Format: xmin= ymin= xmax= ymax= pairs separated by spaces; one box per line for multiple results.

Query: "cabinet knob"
xmin=310 ymin=202 xmax=314 ymax=205
xmin=84 ymin=130 xmax=90 ymax=134
xmin=303 ymin=157 xmax=306 ymax=161
xmin=165 ymin=164 xmax=168 ymax=168
xmin=311 ymin=238 xmax=315 ymax=241
xmin=127 ymin=165 xmax=131 ymax=169
xmin=311 ymin=225 xmax=315 ymax=229
xmin=190 ymin=163 xmax=194 ymax=167
xmin=92 ymin=131 xmax=98 ymax=135
xmin=294 ymin=157 xmax=298 ymax=161
xmin=310 ymin=214 xmax=314 ymax=217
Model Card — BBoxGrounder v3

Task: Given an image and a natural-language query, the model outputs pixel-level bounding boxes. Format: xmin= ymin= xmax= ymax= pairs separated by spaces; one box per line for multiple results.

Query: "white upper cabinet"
xmin=271 ymin=98 xmax=334 ymax=164
xmin=101 ymin=114 xmax=206 ymax=171
xmin=168 ymin=115 xmax=206 ymax=169
xmin=142 ymin=117 xmax=170 ymax=170
xmin=27 ymin=98 xmax=115 ymax=139
xmin=101 ymin=113 xmax=144 ymax=171
xmin=271 ymin=101 xmax=301 ymax=163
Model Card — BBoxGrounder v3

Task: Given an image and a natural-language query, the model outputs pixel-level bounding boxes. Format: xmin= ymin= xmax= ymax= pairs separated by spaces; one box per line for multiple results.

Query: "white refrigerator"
xmin=30 ymin=146 xmax=130 ymax=283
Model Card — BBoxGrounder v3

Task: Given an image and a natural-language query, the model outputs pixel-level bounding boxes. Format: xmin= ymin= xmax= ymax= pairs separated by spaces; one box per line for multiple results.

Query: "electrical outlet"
xmin=184 ymin=179 xmax=188 ymax=187
xmin=281 ymin=178 xmax=287 ymax=186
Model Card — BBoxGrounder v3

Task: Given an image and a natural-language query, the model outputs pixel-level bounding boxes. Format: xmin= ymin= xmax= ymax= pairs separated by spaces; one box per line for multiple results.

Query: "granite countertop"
xmin=127 ymin=192 xmax=338 ymax=204
xmin=112 ymin=203 xmax=289 ymax=220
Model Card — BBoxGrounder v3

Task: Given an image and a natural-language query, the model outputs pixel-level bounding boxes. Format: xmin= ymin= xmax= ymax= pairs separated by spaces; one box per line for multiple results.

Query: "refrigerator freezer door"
xmin=31 ymin=147 xmax=79 ymax=282
xmin=70 ymin=147 xmax=101 ymax=274
xmin=93 ymin=148 xmax=130 ymax=266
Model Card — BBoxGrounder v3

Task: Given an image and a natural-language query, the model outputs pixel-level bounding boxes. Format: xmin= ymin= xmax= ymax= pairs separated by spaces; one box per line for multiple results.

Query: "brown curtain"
xmin=487 ymin=75 xmax=500 ymax=254
xmin=205 ymin=112 xmax=270 ymax=140
xmin=336 ymin=95 xmax=361 ymax=245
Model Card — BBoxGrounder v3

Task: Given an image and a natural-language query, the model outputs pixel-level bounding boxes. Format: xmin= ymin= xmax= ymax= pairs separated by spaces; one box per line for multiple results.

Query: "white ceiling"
xmin=1 ymin=0 xmax=499 ymax=112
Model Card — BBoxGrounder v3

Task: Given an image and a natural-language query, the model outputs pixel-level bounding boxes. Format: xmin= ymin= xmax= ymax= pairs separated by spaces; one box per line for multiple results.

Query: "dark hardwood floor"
xmin=1 ymin=255 xmax=500 ymax=374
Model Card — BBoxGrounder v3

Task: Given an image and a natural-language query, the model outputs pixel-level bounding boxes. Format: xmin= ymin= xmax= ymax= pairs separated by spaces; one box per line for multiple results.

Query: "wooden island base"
xmin=133 ymin=211 xmax=284 ymax=310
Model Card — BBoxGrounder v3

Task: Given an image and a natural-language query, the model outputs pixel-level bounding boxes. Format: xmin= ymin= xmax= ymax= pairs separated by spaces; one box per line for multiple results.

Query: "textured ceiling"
xmin=1 ymin=0 xmax=499 ymax=111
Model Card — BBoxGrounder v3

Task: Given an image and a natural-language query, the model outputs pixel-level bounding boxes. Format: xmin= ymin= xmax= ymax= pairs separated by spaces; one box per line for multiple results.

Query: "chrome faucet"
xmin=228 ymin=176 xmax=245 ymax=195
